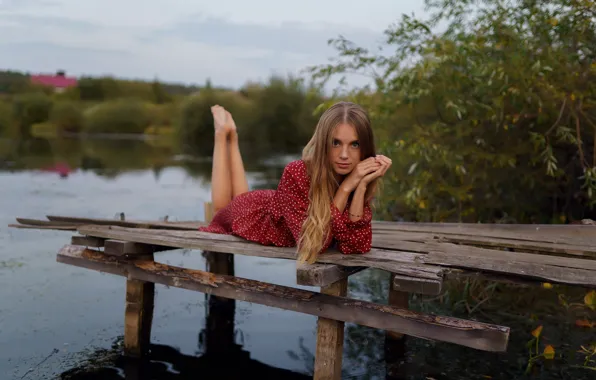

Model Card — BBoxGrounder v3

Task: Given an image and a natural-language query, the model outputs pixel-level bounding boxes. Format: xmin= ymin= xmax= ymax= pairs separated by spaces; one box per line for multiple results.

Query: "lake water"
xmin=1 ymin=137 xmax=594 ymax=380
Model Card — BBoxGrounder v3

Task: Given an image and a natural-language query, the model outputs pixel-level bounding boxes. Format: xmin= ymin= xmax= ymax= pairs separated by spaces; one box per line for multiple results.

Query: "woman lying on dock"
xmin=199 ymin=102 xmax=392 ymax=263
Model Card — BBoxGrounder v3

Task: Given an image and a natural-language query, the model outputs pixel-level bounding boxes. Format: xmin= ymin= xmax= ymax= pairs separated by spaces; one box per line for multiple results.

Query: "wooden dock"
xmin=10 ymin=208 xmax=596 ymax=379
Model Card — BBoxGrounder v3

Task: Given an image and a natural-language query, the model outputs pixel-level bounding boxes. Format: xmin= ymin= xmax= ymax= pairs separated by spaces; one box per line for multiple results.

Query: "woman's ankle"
xmin=215 ymin=129 xmax=228 ymax=142
xmin=228 ymin=130 xmax=239 ymax=143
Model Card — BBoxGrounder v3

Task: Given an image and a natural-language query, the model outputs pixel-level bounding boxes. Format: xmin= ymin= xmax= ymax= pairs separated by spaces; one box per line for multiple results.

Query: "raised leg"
xmin=211 ymin=106 xmax=233 ymax=213
xmin=228 ymin=130 xmax=249 ymax=198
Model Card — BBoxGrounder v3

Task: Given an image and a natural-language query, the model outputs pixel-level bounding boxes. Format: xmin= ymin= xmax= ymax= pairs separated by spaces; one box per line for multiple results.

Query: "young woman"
xmin=199 ymin=101 xmax=392 ymax=264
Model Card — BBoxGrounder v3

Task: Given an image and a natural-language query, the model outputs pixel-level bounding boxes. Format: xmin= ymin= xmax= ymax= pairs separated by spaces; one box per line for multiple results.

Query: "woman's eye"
xmin=352 ymin=142 xmax=360 ymax=148
xmin=332 ymin=140 xmax=340 ymax=146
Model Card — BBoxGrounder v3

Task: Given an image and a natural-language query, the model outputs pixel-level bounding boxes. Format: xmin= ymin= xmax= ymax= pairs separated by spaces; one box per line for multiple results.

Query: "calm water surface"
xmin=0 ymin=137 xmax=594 ymax=380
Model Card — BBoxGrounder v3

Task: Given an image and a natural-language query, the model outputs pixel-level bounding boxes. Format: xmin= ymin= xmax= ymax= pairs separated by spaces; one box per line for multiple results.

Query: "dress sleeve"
xmin=273 ymin=161 xmax=310 ymax=243
xmin=330 ymin=200 xmax=373 ymax=254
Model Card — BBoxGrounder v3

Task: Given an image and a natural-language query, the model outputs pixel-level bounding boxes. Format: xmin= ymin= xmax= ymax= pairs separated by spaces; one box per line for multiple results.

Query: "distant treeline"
xmin=0 ymin=70 xmax=324 ymax=157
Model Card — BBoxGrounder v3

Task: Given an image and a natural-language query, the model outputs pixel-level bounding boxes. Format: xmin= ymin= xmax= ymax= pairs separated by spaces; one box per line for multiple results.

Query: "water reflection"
xmin=0 ymin=136 xmax=288 ymax=188
xmin=59 ymin=339 xmax=311 ymax=380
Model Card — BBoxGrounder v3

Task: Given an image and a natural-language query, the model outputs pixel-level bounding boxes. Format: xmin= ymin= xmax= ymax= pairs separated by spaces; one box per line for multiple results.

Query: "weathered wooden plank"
xmin=373 ymin=237 xmax=596 ymax=271
xmin=15 ymin=218 xmax=76 ymax=227
xmin=373 ymin=232 xmax=596 ymax=258
xmin=388 ymin=274 xmax=410 ymax=340
xmin=71 ymin=235 xmax=106 ymax=248
xmin=296 ymin=263 xmax=365 ymax=287
xmin=56 ymin=245 xmax=510 ymax=352
xmin=392 ymin=274 xmax=443 ymax=295
xmin=424 ymin=252 xmax=596 ymax=288
xmin=76 ymin=225 xmax=445 ymax=281
xmin=103 ymin=239 xmax=174 ymax=256
xmin=124 ymin=274 xmax=155 ymax=357
xmin=46 ymin=215 xmax=204 ymax=230
xmin=314 ymin=280 xmax=347 ymax=380
xmin=424 ymin=241 xmax=596 ymax=271
xmin=8 ymin=223 xmax=77 ymax=230
xmin=373 ymin=221 xmax=596 ymax=245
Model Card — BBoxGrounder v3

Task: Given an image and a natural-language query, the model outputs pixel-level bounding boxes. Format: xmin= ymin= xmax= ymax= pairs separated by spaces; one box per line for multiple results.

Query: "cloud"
xmin=155 ymin=16 xmax=384 ymax=57
xmin=0 ymin=0 xmax=59 ymax=10
xmin=0 ymin=0 xmax=409 ymax=88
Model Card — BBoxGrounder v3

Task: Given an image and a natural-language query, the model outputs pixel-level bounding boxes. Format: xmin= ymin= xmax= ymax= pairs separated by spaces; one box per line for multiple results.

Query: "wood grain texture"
xmin=57 ymin=245 xmax=510 ymax=352
xmin=314 ymin=280 xmax=348 ymax=380
xmin=103 ymin=239 xmax=174 ymax=256
xmin=71 ymin=235 xmax=106 ymax=247
xmin=124 ymin=277 xmax=154 ymax=357
xmin=75 ymin=225 xmax=596 ymax=288
xmin=296 ymin=263 xmax=365 ymax=287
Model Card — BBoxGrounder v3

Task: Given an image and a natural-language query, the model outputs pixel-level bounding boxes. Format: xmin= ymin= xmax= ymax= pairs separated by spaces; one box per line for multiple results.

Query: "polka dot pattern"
xmin=199 ymin=160 xmax=372 ymax=255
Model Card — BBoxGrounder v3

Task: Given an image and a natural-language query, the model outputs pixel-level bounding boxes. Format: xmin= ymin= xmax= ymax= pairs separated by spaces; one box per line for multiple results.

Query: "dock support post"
xmin=202 ymin=202 xmax=237 ymax=355
xmin=385 ymin=273 xmax=409 ymax=379
xmin=313 ymin=278 xmax=348 ymax=380
xmin=123 ymin=253 xmax=155 ymax=357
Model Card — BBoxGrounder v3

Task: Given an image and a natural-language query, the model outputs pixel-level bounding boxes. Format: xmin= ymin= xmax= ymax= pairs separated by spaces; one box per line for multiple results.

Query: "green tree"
xmin=310 ymin=0 xmax=596 ymax=223
xmin=0 ymin=101 xmax=12 ymax=134
xmin=84 ymin=99 xmax=150 ymax=134
xmin=12 ymin=93 xmax=53 ymax=137
xmin=152 ymin=79 xmax=172 ymax=104
xmin=51 ymin=101 xmax=84 ymax=134
xmin=243 ymin=76 xmax=322 ymax=154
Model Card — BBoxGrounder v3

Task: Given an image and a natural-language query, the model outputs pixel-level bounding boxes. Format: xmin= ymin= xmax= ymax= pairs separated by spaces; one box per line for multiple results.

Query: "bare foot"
xmin=211 ymin=105 xmax=227 ymax=134
xmin=224 ymin=110 xmax=237 ymax=136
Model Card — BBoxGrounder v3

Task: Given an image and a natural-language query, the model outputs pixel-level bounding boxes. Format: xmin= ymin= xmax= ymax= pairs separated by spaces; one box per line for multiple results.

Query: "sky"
xmin=0 ymin=0 xmax=427 ymax=88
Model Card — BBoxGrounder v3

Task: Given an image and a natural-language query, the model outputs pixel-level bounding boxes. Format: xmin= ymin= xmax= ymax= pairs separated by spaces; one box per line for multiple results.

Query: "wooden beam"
xmin=387 ymin=274 xmax=410 ymax=340
xmin=385 ymin=273 xmax=410 ymax=378
xmin=103 ymin=239 xmax=173 ymax=256
xmin=373 ymin=220 xmax=596 ymax=242
xmin=46 ymin=215 xmax=204 ymax=230
xmin=314 ymin=279 xmax=347 ymax=380
xmin=71 ymin=235 xmax=105 ymax=248
xmin=15 ymin=218 xmax=75 ymax=227
xmin=392 ymin=274 xmax=443 ymax=295
xmin=8 ymin=223 xmax=76 ymax=230
xmin=56 ymin=245 xmax=510 ymax=352
xmin=373 ymin=232 xmax=596 ymax=258
xmin=124 ymin=269 xmax=155 ymax=357
xmin=296 ymin=263 xmax=365 ymax=287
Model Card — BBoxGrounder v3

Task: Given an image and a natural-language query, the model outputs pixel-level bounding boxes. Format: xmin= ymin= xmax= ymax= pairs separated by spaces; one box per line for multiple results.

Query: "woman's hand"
xmin=360 ymin=155 xmax=392 ymax=187
xmin=340 ymin=157 xmax=381 ymax=193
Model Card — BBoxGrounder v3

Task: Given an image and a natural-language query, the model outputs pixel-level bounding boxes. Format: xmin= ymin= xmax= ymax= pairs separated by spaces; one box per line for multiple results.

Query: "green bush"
xmin=175 ymin=89 xmax=251 ymax=155
xmin=12 ymin=93 xmax=53 ymax=136
xmin=51 ymin=101 xmax=84 ymax=134
xmin=84 ymin=99 xmax=150 ymax=134
xmin=0 ymin=101 xmax=11 ymax=135
xmin=242 ymin=76 xmax=322 ymax=154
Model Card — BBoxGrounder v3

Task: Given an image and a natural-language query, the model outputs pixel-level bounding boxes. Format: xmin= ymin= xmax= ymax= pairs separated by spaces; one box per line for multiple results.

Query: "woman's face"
xmin=328 ymin=123 xmax=361 ymax=176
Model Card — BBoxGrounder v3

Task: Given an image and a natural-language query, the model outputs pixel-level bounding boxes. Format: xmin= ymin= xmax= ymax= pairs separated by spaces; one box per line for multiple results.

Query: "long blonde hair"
xmin=298 ymin=101 xmax=377 ymax=264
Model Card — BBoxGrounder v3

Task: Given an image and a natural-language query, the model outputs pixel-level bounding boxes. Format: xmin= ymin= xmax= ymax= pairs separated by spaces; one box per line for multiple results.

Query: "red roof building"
xmin=30 ymin=70 xmax=77 ymax=91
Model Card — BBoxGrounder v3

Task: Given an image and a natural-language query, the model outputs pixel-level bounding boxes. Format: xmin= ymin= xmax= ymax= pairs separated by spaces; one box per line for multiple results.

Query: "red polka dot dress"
xmin=199 ymin=160 xmax=372 ymax=255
